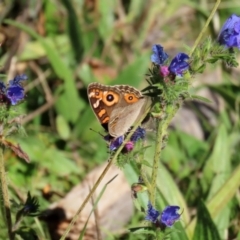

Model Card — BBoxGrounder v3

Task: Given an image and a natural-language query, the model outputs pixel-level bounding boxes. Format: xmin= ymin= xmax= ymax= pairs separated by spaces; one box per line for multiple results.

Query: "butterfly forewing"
xmin=88 ymin=82 xmax=151 ymax=137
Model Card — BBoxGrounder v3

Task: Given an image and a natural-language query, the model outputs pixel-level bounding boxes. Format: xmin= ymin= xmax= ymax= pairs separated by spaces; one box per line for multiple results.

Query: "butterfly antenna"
xmin=89 ymin=128 xmax=105 ymax=137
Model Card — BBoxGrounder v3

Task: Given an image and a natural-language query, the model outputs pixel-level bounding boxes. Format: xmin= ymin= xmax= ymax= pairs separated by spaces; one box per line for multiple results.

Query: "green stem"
xmin=0 ymin=148 xmax=14 ymax=240
xmin=189 ymin=0 xmax=221 ymax=57
xmin=60 ymin=103 xmax=152 ymax=240
xmin=149 ymin=105 xmax=177 ymax=206
xmin=139 ymin=142 xmax=152 ymax=194
xmin=149 ymin=119 xmax=163 ymax=206
xmin=149 ymin=0 xmax=222 ymax=206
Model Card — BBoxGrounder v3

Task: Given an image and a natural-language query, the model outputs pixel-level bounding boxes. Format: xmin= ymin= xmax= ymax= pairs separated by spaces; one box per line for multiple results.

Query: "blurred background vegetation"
xmin=0 ymin=0 xmax=240 ymax=239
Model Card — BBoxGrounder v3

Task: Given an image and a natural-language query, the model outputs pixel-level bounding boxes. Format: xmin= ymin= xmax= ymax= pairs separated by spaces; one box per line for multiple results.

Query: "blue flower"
xmin=151 ymin=44 xmax=169 ymax=65
xmin=217 ymin=14 xmax=240 ymax=49
xmin=145 ymin=202 xmax=160 ymax=223
xmin=130 ymin=126 xmax=146 ymax=142
xmin=104 ymin=127 xmax=146 ymax=152
xmin=6 ymin=75 xmax=27 ymax=105
xmin=7 ymin=86 xmax=25 ymax=105
xmin=145 ymin=203 xmax=181 ymax=228
xmin=168 ymin=53 xmax=190 ymax=76
xmin=160 ymin=206 xmax=181 ymax=227
xmin=109 ymin=135 xmax=124 ymax=151
xmin=9 ymin=74 xmax=28 ymax=86
xmin=0 ymin=75 xmax=27 ymax=106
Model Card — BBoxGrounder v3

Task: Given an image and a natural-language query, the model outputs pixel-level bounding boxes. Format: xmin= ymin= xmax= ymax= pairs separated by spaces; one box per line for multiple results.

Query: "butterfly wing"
xmin=109 ymin=97 xmax=151 ymax=137
xmin=88 ymin=82 xmax=152 ymax=138
xmin=88 ymin=83 xmax=122 ymax=132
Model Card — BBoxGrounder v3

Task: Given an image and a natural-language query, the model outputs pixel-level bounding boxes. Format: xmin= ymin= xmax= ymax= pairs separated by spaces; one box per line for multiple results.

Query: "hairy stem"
xmin=149 ymin=0 xmax=221 ymax=206
xmin=150 ymin=105 xmax=177 ymax=206
xmin=0 ymin=148 xmax=14 ymax=240
xmin=149 ymin=119 xmax=164 ymax=205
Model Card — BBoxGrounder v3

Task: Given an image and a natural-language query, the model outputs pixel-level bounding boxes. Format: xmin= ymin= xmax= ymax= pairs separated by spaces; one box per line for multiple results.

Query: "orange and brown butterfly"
xmin=87 ymin=82 xmax=151 ymax=138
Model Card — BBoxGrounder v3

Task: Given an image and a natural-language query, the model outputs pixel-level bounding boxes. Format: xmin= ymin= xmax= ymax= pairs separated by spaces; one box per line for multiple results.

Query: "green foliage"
xmin=0 ymin=0 xmax=240 ymax=239
xmin=193 ymin=201 xmax=221 ymax=240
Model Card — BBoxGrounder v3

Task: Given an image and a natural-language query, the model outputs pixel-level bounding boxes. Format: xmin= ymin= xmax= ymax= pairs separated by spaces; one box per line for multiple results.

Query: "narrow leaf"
xmin=193 ymin=200 xmax=221 ymax=240
xmin=77 ymin=175 xmax=118 ymax=240
xmin=60 ymin=0 xmax=84 ymax=63
xmin=190 ymin=94 xmax=212 ymax=103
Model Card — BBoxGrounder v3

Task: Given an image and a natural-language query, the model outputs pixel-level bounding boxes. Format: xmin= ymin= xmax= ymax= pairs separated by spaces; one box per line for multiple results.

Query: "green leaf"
xmin=42 ymin=149 xmax=79 ymax=176
xmin=203 ymin=125 xmax=231 ymax=194
xmin=77 ymin=63 xmax=97 ymax=86
xmin=19 ymin=136 xmax=79 ymax=176
xmin=195 ymin=63 xmax=206 ymax=73
xmin=129 ymin=226 xmax=156 ymax=236
xmin=18 ymin=35 xmax=70 ymax=61
xmin=175 ymin=131 xmax=208 ymax=159
xmin=193 ymin=201 xmax=221 ymax=240
xmin=187 ymin=163 xmax=240 ymax=239
xmin=206 ymin=58 xmax=218 ymax=64
xmin=44 ymin=0 xmax=60 ymax=35
xmin=208 ymin=84 xmax=239 ymax=111
xmin=55 ymin=93 xmax=86 ymax=124
xmin=203 ymin=125 xmax=231 ymax=236
xmin=141 ymin=160 xmax=152 ymax=168
xmin=169 ymin=222 xmax=189 ymax=240
xmin=60 ymin=0 xmax=84 ymax=63
xmin=56 ymin=115 xmax=71 ymax=140
xmin=114 ymin=52 xmax=150 ymax=87
xmin=190 ymin=94 xmax=212 ymax=103
xmin=97 ymin=0 xmax=115 ymax=39
xmin=208 ymin=126 xmax=230 ymax=182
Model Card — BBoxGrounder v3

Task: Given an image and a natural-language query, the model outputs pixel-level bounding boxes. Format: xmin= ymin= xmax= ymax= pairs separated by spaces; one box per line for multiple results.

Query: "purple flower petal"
xmin=6 ymin=75 xmax=27 ymax=105
xmin=6 ymin=85 xmax=25 ymax=105
xmin=160 ymin=66 xmax=170 ymax=77
xmin=123 ymin=141 xmax=134 ymax=153
xmin=9 ymin=74 xmax=28 ymax=86
xmin=105 ymin=127 xmax=145 ymax=152
xmin=130 ymin=127 xmax=146 ymax=142
xmin=168 ymin=53 xmax=189 ymax=76
xmin=218 ymin=14 xmax=240 ymax=49
xmin=145 ymin=202 xmax=160 ymax=223
xmin=160 ymin=206 xmax=181 ymax=227
xmin=151 ymin=44 xmax=169 ymax=65
xmin=109 ymin=135 xmax=124 ymax=151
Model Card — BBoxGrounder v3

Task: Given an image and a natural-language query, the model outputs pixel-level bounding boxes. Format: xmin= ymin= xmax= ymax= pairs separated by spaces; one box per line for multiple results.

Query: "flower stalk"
xmin=149 ymin=0 xmax=222 ymax=207
xmin=150 ymin=104 xmax=179 ymax=206
xmin=0 ymin=147 xmax=14 ymax=240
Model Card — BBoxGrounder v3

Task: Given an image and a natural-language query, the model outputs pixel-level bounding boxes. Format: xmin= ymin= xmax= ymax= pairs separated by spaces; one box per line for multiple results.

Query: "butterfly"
xmin=87 ymin=82 xmax=151 ymax=138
